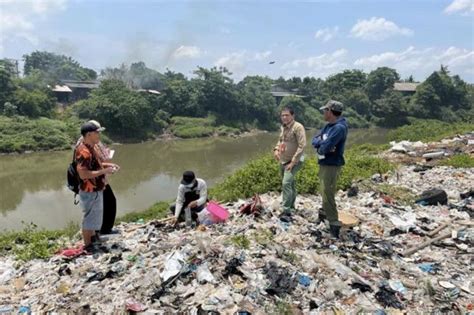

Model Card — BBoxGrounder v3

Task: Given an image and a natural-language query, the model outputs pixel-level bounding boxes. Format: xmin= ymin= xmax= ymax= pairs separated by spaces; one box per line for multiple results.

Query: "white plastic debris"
xmin=160 ymin=251 xmax=186 ymax=281
xmin=388 ymin=212 xmax=417 ymax=232
xmin=196 ymin=263 xmax=216 ymax=284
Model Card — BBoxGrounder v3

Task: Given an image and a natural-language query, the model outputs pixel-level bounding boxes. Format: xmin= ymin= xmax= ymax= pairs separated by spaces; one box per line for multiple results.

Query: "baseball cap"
xmin=319 ymin=100 xmax=344 ymax=112
xmin=181 ymin=171 xmax=196 ymax=186
xmin=80 ymin=120 xmax=105 ymax=136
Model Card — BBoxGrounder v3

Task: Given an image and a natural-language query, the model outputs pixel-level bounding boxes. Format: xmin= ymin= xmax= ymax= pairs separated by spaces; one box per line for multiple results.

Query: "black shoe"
xmin=91 ymin=235 xmax=101 ymax=244
xmin=279 ymin=211 xmax=293 ymax=223
xmin=318 ymin=211 xmax=327 ymax=223
xmin=329 ymin=225 xmax=341 ymax=239
xmin=84 ymin=243 xmax=100 ymax=254
xmin=100 ymin=229 xmax=120 ymax=235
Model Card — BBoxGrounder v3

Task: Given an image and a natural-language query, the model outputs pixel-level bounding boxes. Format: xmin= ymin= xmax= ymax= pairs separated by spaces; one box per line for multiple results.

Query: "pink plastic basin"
xmin=207 ymin=201 xmax=229 ymax=222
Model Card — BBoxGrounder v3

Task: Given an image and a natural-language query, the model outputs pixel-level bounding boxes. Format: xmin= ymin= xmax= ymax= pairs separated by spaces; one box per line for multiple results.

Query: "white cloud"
xmin=215 ymin=51 xmax=247 ymax=72
xmin=281 ymin=49 xmax=348 ymax=78
xmin=32 ymin=0 xmax=68 ymax=14
xmin=253 ymin=50 xmax=272 ymax=61
xmin=172 ymin=45 xmax=202 ymax=59
xmin=444 ymin=0 xmax=474 ymax=15
xmin=354 ymin=46 xmax=474 ymax=79
xmin=314 ymin=26 xmax=339 ymax=42
xmin=350 ymin=17 xmax=413 ymax=41
xmin=214 ymin=50 xmax=273 ymax=72
xmin=0 ymin=0 xmax=69 ymax=50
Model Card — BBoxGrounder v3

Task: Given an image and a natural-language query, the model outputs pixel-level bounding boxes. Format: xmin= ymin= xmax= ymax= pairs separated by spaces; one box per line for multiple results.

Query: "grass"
xmin=115 ymin=202 xmax=170 ymax=223
xmin=228 ymin=235 xmax=250 ymax=249
xmin=388 ymin=119 xmax=473 ymax=142
xmin=170 ymin=116 xmax=243 ymax=138
xmin=252 ymin=228 xmax=274 ymax=246
xmin=0 ymin=202 xmax=170 ymax=261
xmin=439 ymin=153 xmax=474 ymax=168
xmin=281 ymin=250 xmax=300 ymax=264
xmin=0 ymin=222 xmax=79 ymax=261
xmin=210 ymin=148 xmax=394 ymax=202
xmin=0 ymin=116 xmax=77 ymax=153
xmin=377 ymin=183 xmax=416 ymax=205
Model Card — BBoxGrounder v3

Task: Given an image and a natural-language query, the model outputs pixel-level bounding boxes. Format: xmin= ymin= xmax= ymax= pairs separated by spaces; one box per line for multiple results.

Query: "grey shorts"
xmin=79 ymin=191 xmax=103 ymax=230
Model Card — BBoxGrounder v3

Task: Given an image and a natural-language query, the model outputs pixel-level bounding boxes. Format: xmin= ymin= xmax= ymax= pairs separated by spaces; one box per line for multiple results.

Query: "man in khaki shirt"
xmin=273 ymin=106 xmax=306 ymax=219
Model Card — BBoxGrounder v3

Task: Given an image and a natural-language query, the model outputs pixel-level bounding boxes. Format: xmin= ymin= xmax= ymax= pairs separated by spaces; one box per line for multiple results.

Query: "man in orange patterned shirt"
xmin=75 ymin=121 xmax=119 ymax=249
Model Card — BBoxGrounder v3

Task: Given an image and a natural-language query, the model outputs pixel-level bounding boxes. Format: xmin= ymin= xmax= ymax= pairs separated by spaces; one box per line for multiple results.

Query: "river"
xmin=0 ymin=128 xmax=388 ymax=231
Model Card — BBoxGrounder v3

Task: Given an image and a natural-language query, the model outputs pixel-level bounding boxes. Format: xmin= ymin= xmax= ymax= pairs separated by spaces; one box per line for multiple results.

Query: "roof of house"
xmin=61 ymin=80 xmax=100 ymax=89
xmin=394 ymin=82 xmax=419 ymax=92
xmin=51 ymin=85 xmax=72 ymax=93
xmin=137 ymin=89 xmax=161 ymax=95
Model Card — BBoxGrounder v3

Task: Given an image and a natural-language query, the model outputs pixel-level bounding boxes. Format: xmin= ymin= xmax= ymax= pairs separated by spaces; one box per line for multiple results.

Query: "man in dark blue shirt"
xmin=312 ymin=100 xmax=348 ymax=238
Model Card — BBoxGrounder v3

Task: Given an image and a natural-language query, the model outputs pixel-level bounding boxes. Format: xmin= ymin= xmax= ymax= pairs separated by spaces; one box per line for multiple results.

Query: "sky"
xmin=1 ymin=0 xmax=473 ymax=82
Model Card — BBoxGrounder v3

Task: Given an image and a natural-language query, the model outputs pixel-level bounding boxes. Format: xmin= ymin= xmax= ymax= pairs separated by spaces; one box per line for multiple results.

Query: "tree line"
xmin=0 ymin=51 xmax=472 ymax=141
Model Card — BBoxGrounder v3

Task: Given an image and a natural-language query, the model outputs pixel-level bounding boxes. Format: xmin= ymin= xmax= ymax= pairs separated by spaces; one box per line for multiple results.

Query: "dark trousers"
xmin=170 ymin=204 xmax=205 ymax=222
xmin=100 ymin=184 xmax=117 ymax=233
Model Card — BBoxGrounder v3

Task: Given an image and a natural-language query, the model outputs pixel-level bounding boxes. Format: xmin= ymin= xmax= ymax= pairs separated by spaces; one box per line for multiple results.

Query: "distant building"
xmin=137 ymin=89 xmax=161 ymax=95
xmin=60 ymin=80 xmax=100 ymax=102
xmin=51 ymin=85 xmax=72 ymax=103
xmin=52 ymin=80 xmax=161 ymax=105
xmin=393 ymin=82 xmax=419 ymax=95
xmin=270 ymin=85 xmax=305 ymax=105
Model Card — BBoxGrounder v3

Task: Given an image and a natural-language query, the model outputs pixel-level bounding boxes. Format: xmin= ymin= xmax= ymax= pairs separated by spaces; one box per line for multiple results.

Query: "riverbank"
xmin=0 ymin=115 xmax=268 ymax=154
xmin=0 ymin=131 xmax=472 ymax=313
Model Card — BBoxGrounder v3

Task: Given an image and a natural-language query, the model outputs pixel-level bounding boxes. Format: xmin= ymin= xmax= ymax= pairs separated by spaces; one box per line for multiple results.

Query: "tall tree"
xmin=237 ymin=76 xmax=276 ymax=129
xmin=365 ymin=67 xmax=400 ymax=101
xmin=23 ymin=51 xmax=97 ymax=82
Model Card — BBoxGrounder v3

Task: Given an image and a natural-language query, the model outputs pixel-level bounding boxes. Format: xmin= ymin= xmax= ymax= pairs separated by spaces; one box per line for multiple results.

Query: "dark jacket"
xmin=312 ymin=117 xmax=348 ymax=166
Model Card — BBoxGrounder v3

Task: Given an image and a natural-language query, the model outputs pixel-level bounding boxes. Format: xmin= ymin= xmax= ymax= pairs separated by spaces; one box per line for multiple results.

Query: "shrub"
xmin=210 ymin=148 xmax=394 ymax=201
xmin=388 ymin=119 xmax=473 ymax=142
xmin=0 ymin=116 xmax=77 ymax=153
xmin=440 ymin=154 xmax=474 ymax=168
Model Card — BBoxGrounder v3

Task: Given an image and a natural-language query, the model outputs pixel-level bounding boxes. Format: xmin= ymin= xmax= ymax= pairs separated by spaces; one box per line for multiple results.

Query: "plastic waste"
xmin=197 ymin=208 xmax=214 ymax=226
xmin=0 ymin=261 xmax=14 ymax=285
xmin=125 ymin=299 xmax=147 ymax=312
xmin=184 ymin=207 xmax=192 ymax=227
xmin=18 ymin=306 xmax=31 ymax=314
xmin=196 ymin=263 xmax=216 ymax=284
xmin=388 ymin=280 xmax=407 ymax=295
xmin=388 ymin=212 xmax=416 ymax=232
xmin=375 ymin=285 xmax=405 ymax=309
xmin=418 ymin=263 xmax=440 ymax=274
xmin=160 ymin=251 xmax=185 ymax=281
xmin=298 ymin=274 xmax=311 ymax=287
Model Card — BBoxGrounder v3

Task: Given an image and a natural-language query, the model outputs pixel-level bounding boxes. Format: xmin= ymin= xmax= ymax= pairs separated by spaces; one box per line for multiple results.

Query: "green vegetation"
xmin=281 ymin=250 xmax=300 ymax=264
xmin=228 ymin=235 xmax=250 ymax=249
xmin=0 ymin=116 xmax=79 ymax=153
xmin=252 ymin=228 xmax=274 ymax=246
xmin=377 ymin=183 xmax=416 ymax=205
xmin=0 ymin=222 xmax=78 ymax=261
xmin=115 ymin=202 xmax=169 ymax=223
xmin=1 ymin=51 xmax=473 ymax=152
xmin=272 ymin=301 xmax=294 ymax=315
xmin=440 ymin=154 xmax=474 ymax=168
xmin=0 ymin=202 xmax=170 ymax=261
xmin=210 ymin=148 xmax=394 ymax=202
xmin=169 ymin=116 xmax=241 ymax=138
xmin=388 ymin=119 xmax=474 ymax=142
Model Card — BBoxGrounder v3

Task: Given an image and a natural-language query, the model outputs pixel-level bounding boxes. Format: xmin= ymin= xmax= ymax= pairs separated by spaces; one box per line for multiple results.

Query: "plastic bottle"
xmin=184 ymin=207 xmax=192 ymax=226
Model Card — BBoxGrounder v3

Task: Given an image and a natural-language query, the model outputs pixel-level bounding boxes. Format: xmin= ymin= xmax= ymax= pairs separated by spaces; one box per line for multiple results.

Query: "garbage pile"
xmin=387 ymin=132 xmax=473 ymax=164
xmin=0 ymin=136 xmax=473 ymax=314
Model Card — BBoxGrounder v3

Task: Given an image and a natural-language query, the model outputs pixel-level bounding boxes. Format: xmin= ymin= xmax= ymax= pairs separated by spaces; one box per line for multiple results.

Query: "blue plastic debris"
xmin=298 ymin=274 xmax=311 ymax=287
xmin=418 ymin=263 xmax=440 ymax=274
xmin=18 ymin=306 xmax=31 ymax=314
